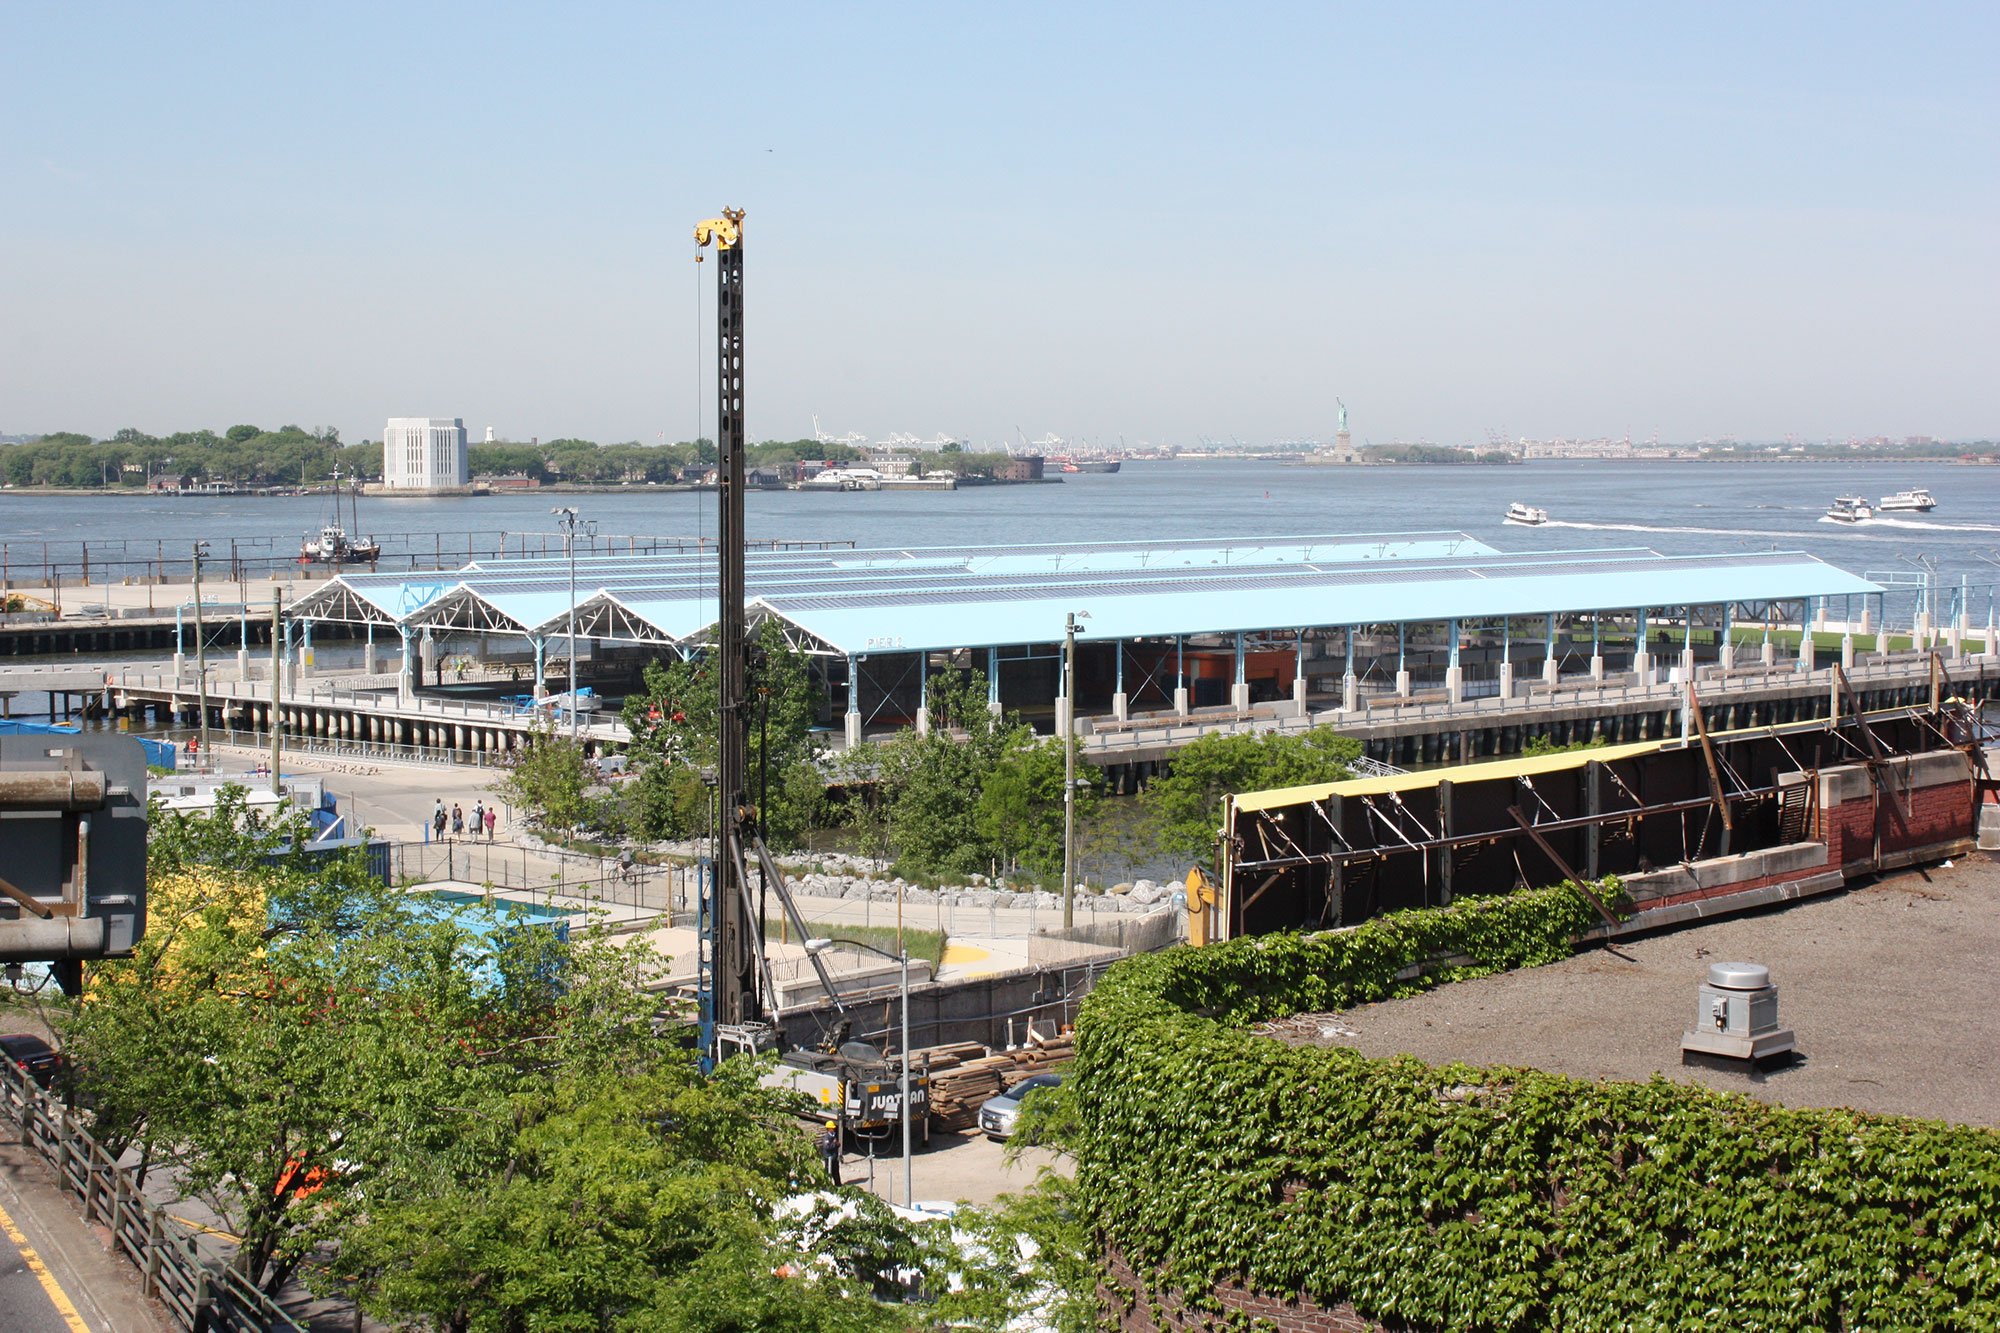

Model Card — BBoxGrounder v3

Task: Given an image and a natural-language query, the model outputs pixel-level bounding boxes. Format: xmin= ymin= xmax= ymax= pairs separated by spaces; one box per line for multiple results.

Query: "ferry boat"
xmin=1878 ymin=488 xmax=1937 ymax=513
xmin=798 ymin=468 xmax=883 ymax=491
xmin=1824 ymin=496 xmax=1873 ymax=523
xmin=1503 ymin=502 xmax=1550 ymax=526
xmin=300 ymin=466 xmax=382 ymax=564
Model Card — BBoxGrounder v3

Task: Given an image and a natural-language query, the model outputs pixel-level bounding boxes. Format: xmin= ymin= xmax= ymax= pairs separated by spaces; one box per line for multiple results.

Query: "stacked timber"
xmin=1002 ymin=1033 xmax=1074 ymax=1087
xmin=918 ymin=1034 xmax=1076 ymax=1130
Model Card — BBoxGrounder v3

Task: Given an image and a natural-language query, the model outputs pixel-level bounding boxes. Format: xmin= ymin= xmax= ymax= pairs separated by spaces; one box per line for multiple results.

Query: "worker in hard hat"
xmin=816 ymin=1120 xmax=841 ymax=1186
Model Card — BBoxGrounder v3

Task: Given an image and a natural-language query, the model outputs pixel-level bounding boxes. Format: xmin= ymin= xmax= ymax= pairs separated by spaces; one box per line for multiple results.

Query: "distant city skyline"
xmin=4 ymin=4 xmax=1994 ymax=448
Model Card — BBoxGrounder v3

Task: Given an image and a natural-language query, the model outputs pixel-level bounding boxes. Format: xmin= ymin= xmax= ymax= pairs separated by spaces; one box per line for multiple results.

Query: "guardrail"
xmin=1081 ymin=654 xmax=1997 ymax=749
xmin=0 ymin=1060 xmax=304 ymax=1331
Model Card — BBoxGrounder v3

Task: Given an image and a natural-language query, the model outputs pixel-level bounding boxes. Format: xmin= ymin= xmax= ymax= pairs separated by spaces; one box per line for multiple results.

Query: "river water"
xmin=4 ymin=458 xmax=1999 ymax=594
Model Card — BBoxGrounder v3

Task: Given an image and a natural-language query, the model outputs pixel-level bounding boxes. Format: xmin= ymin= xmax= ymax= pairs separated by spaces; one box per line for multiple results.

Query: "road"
xmin=0 ymin=1134 xmax=169 ymax=1333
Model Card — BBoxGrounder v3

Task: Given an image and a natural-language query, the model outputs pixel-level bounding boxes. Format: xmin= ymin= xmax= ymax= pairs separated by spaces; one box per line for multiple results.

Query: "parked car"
xmin=0 ymin=1034 xmax=61 ymax=1089
xmin=978 ymin=1072 xmax=1062 ymax=1141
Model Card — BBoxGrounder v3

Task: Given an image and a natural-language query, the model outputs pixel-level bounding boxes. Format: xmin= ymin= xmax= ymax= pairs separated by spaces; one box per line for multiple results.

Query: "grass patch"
xmin=761 ymin=916 xmax=948 ymax=971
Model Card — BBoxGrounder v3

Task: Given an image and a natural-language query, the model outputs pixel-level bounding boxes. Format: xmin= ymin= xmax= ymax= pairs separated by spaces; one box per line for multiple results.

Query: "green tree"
xmin=332 ymin=1062 xmax=910 ymax=1332
xmin=974 ymin=738 xmax=1101 ymax=884
xmin=64 ymin=787 xmax=664 ymax=1295
xmin=620 ymin=622 xmax=827 ymax=847
xmin=1142 ymin=727 xmax=1360 ymax=861
xmin=225 ymin=424 xmax=261 ymax=444
xmin=860 ymin=671 xmax=1034 ymax=879
xmin=492 ymin=724 xmax=596 ymax=834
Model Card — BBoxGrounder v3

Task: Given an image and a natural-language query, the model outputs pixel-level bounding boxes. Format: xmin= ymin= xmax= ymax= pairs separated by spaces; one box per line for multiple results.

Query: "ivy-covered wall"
xmin=1069 ymin=883 xmax=2000 ymax=1331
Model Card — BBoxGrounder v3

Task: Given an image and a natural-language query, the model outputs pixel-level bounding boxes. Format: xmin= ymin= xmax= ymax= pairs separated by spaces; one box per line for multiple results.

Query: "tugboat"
xmin=300 ymin=465 xmax=382 ymax=564
xmin=1824 ymin=496 xmax=1874 ymax=523
xmin=1878 ymin=488 xmax=1937 ymax=513
xmin=1503 ymin=502 xmax=1550 ymax=526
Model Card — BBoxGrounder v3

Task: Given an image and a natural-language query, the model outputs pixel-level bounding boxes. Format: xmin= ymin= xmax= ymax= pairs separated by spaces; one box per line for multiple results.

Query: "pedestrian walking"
xmin=432 ymin=800 xmax=447 ymax=842
xmin=816 ymin=1121 xmax=842 ymax=1186
xmin=472 ymin=800 xmax=485 ymax=836
xmin=451 ymin=803 xmax=465 ymax=838
xmin=484 ymin=806 xmax=497 ymax=839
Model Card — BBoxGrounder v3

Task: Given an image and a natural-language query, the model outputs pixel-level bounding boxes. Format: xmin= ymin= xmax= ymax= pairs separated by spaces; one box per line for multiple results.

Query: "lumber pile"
xmin=917 ymin=1034 xmax=1075 ymax=1131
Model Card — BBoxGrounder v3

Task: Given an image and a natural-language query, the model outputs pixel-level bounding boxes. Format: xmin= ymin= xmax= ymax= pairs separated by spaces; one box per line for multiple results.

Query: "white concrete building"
xmin=382 ymin=417 xmax=469 ymax=490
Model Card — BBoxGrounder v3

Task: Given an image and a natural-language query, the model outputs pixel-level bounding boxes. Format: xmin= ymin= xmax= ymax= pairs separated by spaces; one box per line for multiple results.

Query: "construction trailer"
xmin=1207 ymin=684 xmax=1986 ymax=942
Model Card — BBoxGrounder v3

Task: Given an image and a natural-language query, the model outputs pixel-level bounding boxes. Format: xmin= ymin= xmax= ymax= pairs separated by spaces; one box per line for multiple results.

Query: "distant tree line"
xmin=2 ymin=427 xmax=1031 ymax=489
xmin=0 ymin=425 xmax=360 ymax=489
xmin=1363 ymin=444 xmax=1519 ymax=465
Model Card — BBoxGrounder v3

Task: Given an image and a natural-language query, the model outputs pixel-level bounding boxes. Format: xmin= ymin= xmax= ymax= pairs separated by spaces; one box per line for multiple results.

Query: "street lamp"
xmin=191 ymin=541 xmax=212 ymax=770
xmin=804 ymin=936 xmax=913 ymax=1209
xmin=1062 ymin=609 xmax=1090 ymax=930
xmin=552 ymin=507 xmax=597 ymax=742
xmin=1897 ymin=552 xmax=1939 ymax=647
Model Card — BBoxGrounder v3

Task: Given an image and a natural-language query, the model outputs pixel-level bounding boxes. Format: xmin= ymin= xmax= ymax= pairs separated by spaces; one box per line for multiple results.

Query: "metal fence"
xmin=0 ymin=1061 xmax=303 ymax=1332
xmin=385 ymin=838 xmax=692 ymax=919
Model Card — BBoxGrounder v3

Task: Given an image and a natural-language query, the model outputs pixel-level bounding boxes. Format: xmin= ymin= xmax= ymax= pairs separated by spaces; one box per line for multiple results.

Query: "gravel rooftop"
xmin=1272 ymin=855 xmax=2000 ymax=1128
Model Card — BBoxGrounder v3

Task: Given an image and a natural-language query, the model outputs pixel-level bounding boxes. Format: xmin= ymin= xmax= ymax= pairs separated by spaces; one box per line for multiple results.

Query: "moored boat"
xmin=300 ymin=465 xmax=382 ymax=563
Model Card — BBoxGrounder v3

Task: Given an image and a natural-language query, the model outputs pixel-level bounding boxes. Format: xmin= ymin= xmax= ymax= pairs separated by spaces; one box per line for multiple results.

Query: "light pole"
xmin=1897 ymin=552 xmax=1939 ymax=647
xmin=269 ymin=589 xmax=284 ymax=794
xmin=552 ymin=507 xmax=597 ymax=742
xmin=1062 ymin=609 xmax=1090 ymax=929
xmin=191 ymin=542 xmax=211 ymax=770
xmin=805 ymin=936 xmax=913 ymax=1209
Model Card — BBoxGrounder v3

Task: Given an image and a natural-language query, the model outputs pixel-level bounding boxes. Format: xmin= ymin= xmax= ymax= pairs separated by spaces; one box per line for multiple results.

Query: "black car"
xmin=0 ymin=1034 xmax=61 ymax=1089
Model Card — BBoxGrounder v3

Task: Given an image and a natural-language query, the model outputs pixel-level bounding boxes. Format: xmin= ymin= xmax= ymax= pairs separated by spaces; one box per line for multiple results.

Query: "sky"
xmin=3 ymin=3 xmax=1995 ymax=448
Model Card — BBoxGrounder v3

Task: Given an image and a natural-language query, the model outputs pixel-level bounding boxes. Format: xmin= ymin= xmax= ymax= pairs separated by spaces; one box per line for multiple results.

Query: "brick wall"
xmin=1100 ymin=1246 xmax=1385 ymax=1333
xmin=1821 ymin=781 xmax=1971 ymax=867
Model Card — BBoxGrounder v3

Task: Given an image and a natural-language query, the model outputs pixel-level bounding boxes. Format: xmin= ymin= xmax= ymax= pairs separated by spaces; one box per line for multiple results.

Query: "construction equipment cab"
xmin=765 ymin=1041 xmax=930 ymax=1147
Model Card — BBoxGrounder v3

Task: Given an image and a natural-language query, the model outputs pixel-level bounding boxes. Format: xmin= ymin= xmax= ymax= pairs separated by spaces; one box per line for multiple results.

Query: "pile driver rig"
xmin=692 ymin=209 xmax=847 ymax=1063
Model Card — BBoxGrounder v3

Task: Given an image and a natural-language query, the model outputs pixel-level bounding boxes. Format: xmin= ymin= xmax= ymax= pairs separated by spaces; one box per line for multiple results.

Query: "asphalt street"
xmin=0 ymin=1132 xmax=168 ymax=1333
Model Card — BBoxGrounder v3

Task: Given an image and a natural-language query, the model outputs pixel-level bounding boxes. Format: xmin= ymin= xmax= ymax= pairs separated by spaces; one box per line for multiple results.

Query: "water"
xmin=4 ymin=460 xmax=1995 ymax=590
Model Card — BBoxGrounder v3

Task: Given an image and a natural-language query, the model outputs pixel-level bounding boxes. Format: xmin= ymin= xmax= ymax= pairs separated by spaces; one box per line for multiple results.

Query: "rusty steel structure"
xmin=1212 ymin=664 xmax=1987 ymax=941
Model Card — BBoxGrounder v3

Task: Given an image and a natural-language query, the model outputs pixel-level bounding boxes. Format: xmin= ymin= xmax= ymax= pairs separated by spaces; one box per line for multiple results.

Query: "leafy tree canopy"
xmin=1143 ymin=727 xmax=1359 ymax=862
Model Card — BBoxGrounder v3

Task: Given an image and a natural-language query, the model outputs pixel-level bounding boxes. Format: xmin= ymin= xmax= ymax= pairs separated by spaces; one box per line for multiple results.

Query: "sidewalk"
xmin=0 ymin=1129 xmax=170 ymax=1333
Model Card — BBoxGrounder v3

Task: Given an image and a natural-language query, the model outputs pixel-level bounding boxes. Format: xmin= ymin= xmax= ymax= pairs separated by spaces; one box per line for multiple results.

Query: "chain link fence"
xmin=385 ymin=838 xmax=693 ymax=921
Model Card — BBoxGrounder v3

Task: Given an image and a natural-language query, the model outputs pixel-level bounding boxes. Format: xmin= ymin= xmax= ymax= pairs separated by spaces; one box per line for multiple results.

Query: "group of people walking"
xmin=433 ymin=798 xmax=496 ymax=842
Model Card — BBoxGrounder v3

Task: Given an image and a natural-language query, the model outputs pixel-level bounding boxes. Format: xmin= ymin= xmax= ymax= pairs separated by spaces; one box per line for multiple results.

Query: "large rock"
xmin=1110 ymin=881 xmax=1134 ymax=896
xmin=1131 ymin=883 xmax=1167 ymax=906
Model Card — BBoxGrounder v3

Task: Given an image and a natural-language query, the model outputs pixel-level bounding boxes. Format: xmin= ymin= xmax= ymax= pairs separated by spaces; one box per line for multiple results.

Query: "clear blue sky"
xmin=4 ymin=3 xmax=1994 ymax=447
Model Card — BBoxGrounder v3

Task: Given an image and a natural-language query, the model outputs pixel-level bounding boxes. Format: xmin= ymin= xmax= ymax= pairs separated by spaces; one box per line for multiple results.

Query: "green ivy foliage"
xmin=1064 ymin=882 xmax=2000 ymax=1331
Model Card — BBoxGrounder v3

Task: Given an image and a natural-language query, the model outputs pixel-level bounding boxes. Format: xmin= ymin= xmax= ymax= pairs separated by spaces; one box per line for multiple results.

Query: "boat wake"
xmin=1541 ymin=520 xmax=1770 ymax=538
xmin=1866 ymin=516 xmax=2000 ymax=534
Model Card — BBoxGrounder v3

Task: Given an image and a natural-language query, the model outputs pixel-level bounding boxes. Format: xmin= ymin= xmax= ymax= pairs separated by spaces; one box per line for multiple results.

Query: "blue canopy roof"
xmin=285 ymin=533 xmax=1879 ymax=657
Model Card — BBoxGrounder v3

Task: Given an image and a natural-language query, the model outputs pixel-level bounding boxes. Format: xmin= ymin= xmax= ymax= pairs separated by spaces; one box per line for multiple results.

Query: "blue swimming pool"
xmin=420 ymin=889 xmax=576 ymax=925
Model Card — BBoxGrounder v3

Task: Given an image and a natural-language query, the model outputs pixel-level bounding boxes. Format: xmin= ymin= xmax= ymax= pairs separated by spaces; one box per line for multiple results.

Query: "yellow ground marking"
xmin=167 ymin=1213 xmax=242 ymax=1243
xmin=0 ymin=1199 xmax=91 ymax=1332
xmin=941 ymin=942 xmax=991 ymax=966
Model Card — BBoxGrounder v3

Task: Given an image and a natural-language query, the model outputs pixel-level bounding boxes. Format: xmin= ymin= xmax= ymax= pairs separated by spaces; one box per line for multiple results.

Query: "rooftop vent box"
xmin=1680 ymin=961 xmax=1796 ymax=1065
